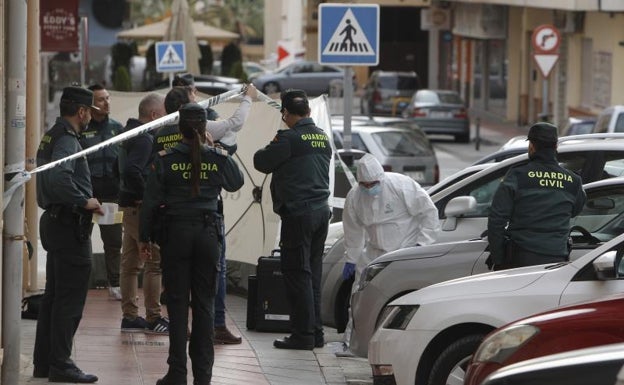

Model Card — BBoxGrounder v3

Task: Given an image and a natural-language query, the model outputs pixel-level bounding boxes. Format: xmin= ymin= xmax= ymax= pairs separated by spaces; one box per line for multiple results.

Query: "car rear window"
xmin=371 ymin=131 xmax=430 ymax=157
xmin=437 ymin=92 xmax=463 ymax=104
xmin=378 ymin=76 xmax=418 ymax=90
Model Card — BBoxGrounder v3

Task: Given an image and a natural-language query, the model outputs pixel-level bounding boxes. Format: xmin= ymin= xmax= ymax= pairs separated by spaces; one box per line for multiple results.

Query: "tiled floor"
xmin=19 ymin=289 xmax=270 ymax=385
xmin=18 ymin=290 xmax=372 ymax=385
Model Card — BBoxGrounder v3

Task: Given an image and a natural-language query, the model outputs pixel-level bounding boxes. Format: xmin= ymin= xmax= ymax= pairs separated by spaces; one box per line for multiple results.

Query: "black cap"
xmin=206 ymin=107 xmax=219 ymax=121
xmin=179 ymin=103 xmax=207 ymax=122
xmin=280 ymin=89 xmax=308 ymax=112
xmin=527 ymin=122 xmax=558 ymax=144
xmin=173 ymin=73 xmax=194 ymax=87
xmin=61 ymin=86 xmax=99 ymax=110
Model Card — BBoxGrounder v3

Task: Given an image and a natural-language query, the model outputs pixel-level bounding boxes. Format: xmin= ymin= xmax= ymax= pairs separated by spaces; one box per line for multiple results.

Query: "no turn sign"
xmin=532 ymin=24 xmax=561 ymax=78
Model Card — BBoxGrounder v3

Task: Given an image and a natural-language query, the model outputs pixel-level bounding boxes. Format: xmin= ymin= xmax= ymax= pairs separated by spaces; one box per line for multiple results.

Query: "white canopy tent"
xmin=117 ymin=17 xmax=239 ymax=43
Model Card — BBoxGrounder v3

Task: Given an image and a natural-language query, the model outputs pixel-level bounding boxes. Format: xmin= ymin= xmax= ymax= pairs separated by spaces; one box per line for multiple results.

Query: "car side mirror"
xmin=593 ymin=250 xmax=618 ymax=280
xmin=442 ymin=196 xmax=477 ymax=231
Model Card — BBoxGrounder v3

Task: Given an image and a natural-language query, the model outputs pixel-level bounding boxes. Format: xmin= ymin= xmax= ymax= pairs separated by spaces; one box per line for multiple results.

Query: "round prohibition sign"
xmin=532 ymin=24 xmax=560 ymax=54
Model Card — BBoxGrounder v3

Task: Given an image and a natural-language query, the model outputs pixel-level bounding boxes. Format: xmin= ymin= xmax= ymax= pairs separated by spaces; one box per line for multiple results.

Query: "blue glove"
xmin=342 ymin=262 xmax=356 ymax=281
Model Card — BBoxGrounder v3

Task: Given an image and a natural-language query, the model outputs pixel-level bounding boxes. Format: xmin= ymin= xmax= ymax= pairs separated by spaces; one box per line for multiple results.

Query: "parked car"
xmin=251 ymin=60 xmax=346 ymax=96
xmin=331 ymin=123 xmax=439 ymax=187
xmin=212 ymin=60 xmax=271 ymax=80
xmin=480 ymin=342 xmax=624 ymax=385
xmin=147 ymin=74 xmax=244 ymax=95
xmin=562 ymin=116 xmax=597 ymax=136
xmin=361 ymin=71 xmax=419 ymax=116
xmin=348 ymin=176 xmax=624 ymax=358
xmin=320 ymin=135 xmax=624 ymax=332
xmin=367 ymin=231 xmax=624 ymax=385
xmin=465 ymin=293 xmax=624 ymax=385
xmin=593 ymin=105 xmax=624 ymax=134
xmin=401 ymin=89 xmax=471 ymax=143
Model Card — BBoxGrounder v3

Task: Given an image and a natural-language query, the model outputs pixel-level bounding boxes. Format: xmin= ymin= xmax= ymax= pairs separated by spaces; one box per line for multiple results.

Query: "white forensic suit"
xmin=337 ymin=154 xmax=440 ymax=354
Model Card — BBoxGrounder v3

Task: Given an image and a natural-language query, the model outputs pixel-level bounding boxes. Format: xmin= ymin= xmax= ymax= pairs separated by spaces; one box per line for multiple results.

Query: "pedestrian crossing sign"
xmin=156 ymin=41 xmax=187 ymax=72
xmin=319 ymin=4 xmax=379 ymax=66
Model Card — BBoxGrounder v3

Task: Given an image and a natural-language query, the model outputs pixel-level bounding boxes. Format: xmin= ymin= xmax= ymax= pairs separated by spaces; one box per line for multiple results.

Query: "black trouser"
xmin=494 ymin=245 xmax=567 ymax=270
xmin=161 ymin=214 xmax=220 ymax=385
xmin=279 ymin=206 xmax=331 ymax=342
xmin=34 ymin=209 xmax=93 ymax=370
xmin=97 ymin=223 xmax=122 ymax=286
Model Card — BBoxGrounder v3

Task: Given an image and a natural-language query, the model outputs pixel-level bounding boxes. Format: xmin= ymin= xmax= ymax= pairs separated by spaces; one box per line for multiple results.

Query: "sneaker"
xmin=147 ymin=316 xmax=170 ymax=334
xmin=213 ymin=326 xmax=242 ymax=344
xmin=108 ymin=286 xmax=122 ymax=301
xmin=121 ymin=316 xmax=149 ymax=332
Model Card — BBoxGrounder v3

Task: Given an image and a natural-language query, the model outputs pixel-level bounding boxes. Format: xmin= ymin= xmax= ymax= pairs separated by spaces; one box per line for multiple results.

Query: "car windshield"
xmin=379 ymin=76 xmax=418 ymax=90
xmin=437 ymin=92 xmax=463 ymax=104
xmin=371 ymin=131 xmax=429 ymax=156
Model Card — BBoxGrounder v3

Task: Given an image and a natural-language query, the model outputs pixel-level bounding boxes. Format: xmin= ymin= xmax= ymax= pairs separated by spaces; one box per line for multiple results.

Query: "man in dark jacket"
xmin=488 ymin=122 xmax=586 ymax=270
xmin=118 ymin=93 xmax=170 ymax=334
xmin=254 ymin=89 xmax=332 ymax=350
xmin=79 ymin=84 xmax=124 ymax=299
xmin=34 ymin=86 xmax=104 ymax=383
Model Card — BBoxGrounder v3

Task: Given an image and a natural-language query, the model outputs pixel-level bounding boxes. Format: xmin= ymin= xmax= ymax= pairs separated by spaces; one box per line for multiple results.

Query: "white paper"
xmin=93 ymin=202 xmax=123 ymax=225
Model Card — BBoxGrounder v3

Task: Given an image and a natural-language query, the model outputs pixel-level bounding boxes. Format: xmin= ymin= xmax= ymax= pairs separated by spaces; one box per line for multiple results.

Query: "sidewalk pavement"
xmin=17 ymin=290 xmax=372 ymax=385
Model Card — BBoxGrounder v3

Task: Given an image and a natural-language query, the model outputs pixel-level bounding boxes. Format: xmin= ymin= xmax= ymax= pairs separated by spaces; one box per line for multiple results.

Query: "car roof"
xmin=372 ymin=70 xmax=418 ymax=77
xmin=331 ymin=124 xmax=412 ymax=134
xmin=433 ymin=136 xmax=624 ymax=200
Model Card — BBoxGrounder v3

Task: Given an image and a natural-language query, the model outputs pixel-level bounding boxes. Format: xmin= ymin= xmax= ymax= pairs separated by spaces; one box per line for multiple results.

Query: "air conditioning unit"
xmin=554 ymin=11 xmax=584 ymax=34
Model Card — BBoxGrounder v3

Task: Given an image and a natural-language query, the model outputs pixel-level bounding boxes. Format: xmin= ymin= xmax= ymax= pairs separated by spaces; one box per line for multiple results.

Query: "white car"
xmin=321 ymin=135 xmax=624 ymax=331
xmin=367 ymin=231 xmax=624 ymax=385
xmin=349 ymin=176 xmax=624 ymax=358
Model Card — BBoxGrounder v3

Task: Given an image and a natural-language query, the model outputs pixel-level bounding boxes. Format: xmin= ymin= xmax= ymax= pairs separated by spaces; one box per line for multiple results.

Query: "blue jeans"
xmin=214 ymin=219 xmax=226 ymax=327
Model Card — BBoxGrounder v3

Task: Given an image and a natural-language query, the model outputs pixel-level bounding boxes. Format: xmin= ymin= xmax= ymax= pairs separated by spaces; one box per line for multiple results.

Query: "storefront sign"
xmin=40 ymin=0 xmax=79 ymax=52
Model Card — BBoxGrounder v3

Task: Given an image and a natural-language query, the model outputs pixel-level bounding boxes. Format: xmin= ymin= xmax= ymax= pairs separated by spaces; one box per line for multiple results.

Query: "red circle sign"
xmin=532 ymin=24 xmax=561 ymax=54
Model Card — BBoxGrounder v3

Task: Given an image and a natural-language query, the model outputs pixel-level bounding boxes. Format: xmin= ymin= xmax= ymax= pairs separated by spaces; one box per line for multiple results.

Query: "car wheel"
xmin=263 ymin=82 xmax=280 ymax=95
xmin=427 ymin=334 xmax=485 ymax=385
xmin=334 ymin=276 xmax=354 ymax=333
xmin=455 ymin=132 xmax=470 ymax=143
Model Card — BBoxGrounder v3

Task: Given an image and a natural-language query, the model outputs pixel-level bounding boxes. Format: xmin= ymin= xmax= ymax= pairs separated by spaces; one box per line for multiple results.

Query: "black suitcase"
xmin=250 ymin=250 xmax=292 ymax=333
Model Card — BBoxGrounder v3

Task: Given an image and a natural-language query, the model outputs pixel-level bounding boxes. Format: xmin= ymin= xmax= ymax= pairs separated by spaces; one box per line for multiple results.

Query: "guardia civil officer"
xmin=139 ymin=103 xmax=244 ymax=385
xmin=33 ymin=86 xmax=104 ymax=383
xmin=79 ymin=83 xmax=124 ymax=300
xmin=488 ymin=122 xmax=586 ymax=270
xmin=254 ymin=89 xmax=332 ymax=350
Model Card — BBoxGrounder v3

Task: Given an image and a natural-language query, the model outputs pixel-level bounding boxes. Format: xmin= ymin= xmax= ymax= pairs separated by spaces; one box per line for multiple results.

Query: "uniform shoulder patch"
xmin=213 ymin=147 xmax=229 ymax=156
xmin=158 ymin=148 xmax=173 ymax=157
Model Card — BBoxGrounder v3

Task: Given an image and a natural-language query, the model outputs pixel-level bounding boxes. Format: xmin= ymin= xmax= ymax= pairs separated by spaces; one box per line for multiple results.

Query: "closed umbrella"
xmin=164 ymin=0 xmax=201 ymax=75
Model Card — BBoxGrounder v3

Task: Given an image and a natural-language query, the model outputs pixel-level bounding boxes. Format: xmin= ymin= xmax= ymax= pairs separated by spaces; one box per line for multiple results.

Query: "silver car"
xmin=402 ymin=89 xmax=471 ymax=143
xmin=361 ymin=70 xmax=419 ymax=116
xmin=350 ymin=176 xmax=624 ymax=358
xmin=331 ymin=124 xmax=439 ymax=187
xmin=251 ymin=60 xmax=345 ymax=96
xmin=320 ymin=135 xmax=624 ymax=333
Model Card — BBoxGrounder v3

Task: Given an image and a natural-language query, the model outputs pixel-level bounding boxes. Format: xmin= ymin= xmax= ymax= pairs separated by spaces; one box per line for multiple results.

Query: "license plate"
xmin=430 ymin=111 xmax=451 ymax=118
xmin=405 ymin=171 xmax=425 ymax=182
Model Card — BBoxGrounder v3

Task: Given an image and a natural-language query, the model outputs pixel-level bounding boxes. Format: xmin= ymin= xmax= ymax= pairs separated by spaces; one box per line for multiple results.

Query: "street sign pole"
xmin=343 ymin=67 xmax=353 ymax=152
xmin=319 ymin=3 xmax=379 ymax=154
xmin=531 ymin=24 xmax=561 ymax=122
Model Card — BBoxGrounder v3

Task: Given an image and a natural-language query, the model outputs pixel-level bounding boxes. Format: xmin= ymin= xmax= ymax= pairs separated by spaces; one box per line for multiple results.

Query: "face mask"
xmin=360 ymin=183 xmax=381 ymax=196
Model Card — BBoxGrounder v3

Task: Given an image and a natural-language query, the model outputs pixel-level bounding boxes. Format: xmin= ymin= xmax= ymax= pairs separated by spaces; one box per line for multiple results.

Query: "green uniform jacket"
xmin=139 ymin=142 xmax=244 ymax=242
xmin=253 ymin=117 xmax=331 ymax=217
xmin=36 ymin=117 xmax=93 ymax=209
xmin=152 ymin=124 xmax=183 ymax=154
xmin=79 ymin=116 xmax=123 ymax=199
xmin=488 ymin=149 xmax=587 ymax=263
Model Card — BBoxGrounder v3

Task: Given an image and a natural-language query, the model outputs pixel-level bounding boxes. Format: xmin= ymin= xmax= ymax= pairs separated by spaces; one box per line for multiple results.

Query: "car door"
xmin=559 ymin=240 xmax=624 ymax=307
xmin=433 ymin=148 xmax=624 ymax=245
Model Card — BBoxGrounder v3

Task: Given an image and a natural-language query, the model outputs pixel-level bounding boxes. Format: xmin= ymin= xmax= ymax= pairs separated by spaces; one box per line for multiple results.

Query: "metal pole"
xmin=343 ymin=66 xmax=353 ymax=152
xmin=3 ymin=0 xmax=28 ymax=383
xmin=26 ymin=0 xmax=41 ymax=293
xmin=542 ymin=78 xmax=549 ymax=121
xmin=475 ymin=117 xmax=481 ymax=151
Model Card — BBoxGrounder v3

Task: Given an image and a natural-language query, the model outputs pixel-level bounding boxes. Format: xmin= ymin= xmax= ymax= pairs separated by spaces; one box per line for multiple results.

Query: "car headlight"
xmin=356 ymin=262 xmax=390 ymax=291
xmin=382 ymin=305 xmax=419 ymax=330
xmin=473 ymin=324 xmax=539 ymax=363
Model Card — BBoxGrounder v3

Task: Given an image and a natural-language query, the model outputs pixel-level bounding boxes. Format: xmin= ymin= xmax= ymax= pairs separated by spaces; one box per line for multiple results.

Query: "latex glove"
xmin=342 ymin=262 xmax=356 ymax=281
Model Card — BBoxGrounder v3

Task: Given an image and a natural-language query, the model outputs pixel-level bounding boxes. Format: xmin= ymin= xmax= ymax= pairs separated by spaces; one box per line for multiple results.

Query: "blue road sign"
xmin=319 ymin=4 xmax=379 ymax=66
xmin=155 ymin=41 xmax=186 ymax=73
